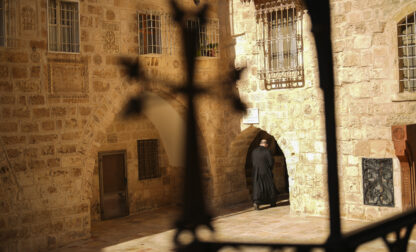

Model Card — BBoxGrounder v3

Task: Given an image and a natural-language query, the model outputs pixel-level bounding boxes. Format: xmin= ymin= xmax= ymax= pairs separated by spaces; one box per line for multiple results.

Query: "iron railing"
xmin=121 ymin=0 xmax=416 ymax=251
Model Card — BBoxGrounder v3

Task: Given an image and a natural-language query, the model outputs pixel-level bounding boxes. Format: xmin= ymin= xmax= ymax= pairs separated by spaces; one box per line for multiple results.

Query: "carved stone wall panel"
xmin=362 ymin=158 xmax=394 ymax=207
xmin=103 ymin=31 xmax=120 ymax=53
xmin=22 ymin=6 xmax=36 ymax=32
xmin=47 ymin=59 xmax=89 ymax=96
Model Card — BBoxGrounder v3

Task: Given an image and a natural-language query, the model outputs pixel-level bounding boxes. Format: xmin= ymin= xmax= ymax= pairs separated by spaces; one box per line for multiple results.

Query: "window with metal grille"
xmin=137 ymin=139 xmax=160 ymax=180
xmin=186 ymin=18 xmax=219 ymax=57
xmin=22 ymin=6 xmax=35 ymax=31
xmin=398 ymin=11 xmax=416 ymax=92
xmin=256 ymin=1 xmax=304 ymax=90
xmin=2 ymin=0 xmax=18 ymax=48
xmin=48 ymin=0 xmax=80 ymax=53
xmin=0 ymin=0 xmax=4 ymax=47
xmin=138 ymin=12 xmax=176 ymax=55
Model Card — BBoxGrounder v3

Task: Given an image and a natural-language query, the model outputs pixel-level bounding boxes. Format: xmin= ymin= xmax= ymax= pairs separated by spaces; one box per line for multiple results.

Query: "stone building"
xmin=0 ymin=0 xmax=415 ymax=251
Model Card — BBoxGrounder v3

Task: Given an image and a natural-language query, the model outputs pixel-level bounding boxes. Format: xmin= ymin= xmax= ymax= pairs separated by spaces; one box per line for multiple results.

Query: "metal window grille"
xmin=0 ymin=0 xmax=4 ymax=47
xmin=138 ymin=13 xmax=162 ymax=54
xmin=2 ymin=0 xmax=18 ymax=48
xmin=398 ymin=11 xmax=416 ymax=92
xmin=48 ymin=0 xmax=80 ymax=53
xmin=186 ymin=18 xmax=219 ymax=57
xmin=256 ymin=2 xmax=304 ymax=90
xmin=137 ymin=139 xmax=160 ymax=180
xmin=22 ymin=6 xmax=35 ymax=31
xmin=138 ymin=12 xmax=177 ymax=55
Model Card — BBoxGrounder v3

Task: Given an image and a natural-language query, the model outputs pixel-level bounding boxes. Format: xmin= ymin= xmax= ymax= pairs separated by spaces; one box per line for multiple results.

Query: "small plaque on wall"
xmin=243 ymin=108 xmax=259 ymax=124
xmin=362 ymin=158 xmax=394 ymax=207
xmin=47 ymin=58 xmax=88 ymax=97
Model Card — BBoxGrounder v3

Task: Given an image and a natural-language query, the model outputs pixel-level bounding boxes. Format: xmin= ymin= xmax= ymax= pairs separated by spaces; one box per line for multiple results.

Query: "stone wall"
xmin=332 ymin=0 xmax=416 ymax=220
xmin=231 ymin=0 xmax=327 ymax=216
xmin=231 ymin=0 xmax=416 ymax=221
xmin=0 ymin=0 xmax=245 ymax=251
xmin=90 ymin=114 xmax=182 ymax=222
xmin=4 ymin=0 xmax=416 ymax=250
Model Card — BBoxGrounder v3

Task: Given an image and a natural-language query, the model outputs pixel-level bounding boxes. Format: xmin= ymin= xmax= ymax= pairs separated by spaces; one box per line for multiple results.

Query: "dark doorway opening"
xmin=244 ymin=130 xmax=289 ymax=203
xmin=99 ymin=150 xmax=129 ymax=220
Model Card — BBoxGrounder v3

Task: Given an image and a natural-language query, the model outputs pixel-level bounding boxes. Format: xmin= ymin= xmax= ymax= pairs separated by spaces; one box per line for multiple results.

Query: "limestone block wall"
xmin=90 ymin=114 xmax=183 ymax=222
xmin=0 ymin=0 xmax=245 ymax=250
xmin=332 ymin=0 xmax=416 ymax=220
xmin=231 ymin=0 xmax=416 ymax=221
xmin=230 ymin=0 xmax=327 ymax=216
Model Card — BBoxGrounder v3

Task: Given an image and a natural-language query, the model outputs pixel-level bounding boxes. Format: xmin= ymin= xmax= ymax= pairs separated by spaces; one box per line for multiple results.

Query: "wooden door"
xmin=99 ymin=151 xmax=129 ymax=220
xmin=392 ymin=124 xmax=416 ymax=210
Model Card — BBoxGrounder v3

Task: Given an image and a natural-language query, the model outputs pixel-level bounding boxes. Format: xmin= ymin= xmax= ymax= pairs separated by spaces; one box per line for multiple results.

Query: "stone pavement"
xmin=54 ymin=202 xmax=416 ymax=252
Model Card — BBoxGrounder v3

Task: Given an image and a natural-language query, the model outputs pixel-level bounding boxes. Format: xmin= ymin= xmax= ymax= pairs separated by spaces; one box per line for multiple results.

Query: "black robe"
xmin=251 ymin=146 xmax=278 ymax=204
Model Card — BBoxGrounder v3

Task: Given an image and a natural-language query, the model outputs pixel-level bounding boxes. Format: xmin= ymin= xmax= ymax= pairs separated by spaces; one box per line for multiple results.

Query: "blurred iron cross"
xmin=120 ymin=1 xmax=246 ymax=251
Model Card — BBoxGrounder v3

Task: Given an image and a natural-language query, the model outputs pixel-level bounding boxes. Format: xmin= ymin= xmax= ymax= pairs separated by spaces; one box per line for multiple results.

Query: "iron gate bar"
xmin=343 ymin=208 xmax=416 ymax=250
xmin=120 ymin=0 xmax=416 ymax=251
xmin=302 ymin=0 xmax=342 ymax=243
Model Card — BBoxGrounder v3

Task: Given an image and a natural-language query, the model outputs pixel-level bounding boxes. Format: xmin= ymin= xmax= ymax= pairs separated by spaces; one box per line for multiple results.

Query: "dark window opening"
xmin=137 ymin=139 xmax=160 ymax=180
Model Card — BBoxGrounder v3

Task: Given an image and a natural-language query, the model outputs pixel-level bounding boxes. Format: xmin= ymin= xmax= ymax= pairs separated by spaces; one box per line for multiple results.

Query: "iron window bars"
xmin=256 ymin=2 xmax=304 ymax=90
xmin=0 ymin=0 xmax=4 ymax=47
xmin=187 ymin=18 xmax=220 ymax=57
xmin=398 ymin=11 xmax=416 ymax=92
xmin=0 ymin=0 xmax=18 ymax=48
xmin=138 ymin=11 xmax=176 ymax=55
xmin=22 ymin=6 xmax=35 ymax=31
xmin=121 ymin=0 xmax=416 ymax=251
xmin=48 ymin=0 xmax=80 ymax=53
xmin=137 ymin=139 xmax=161 ymax=180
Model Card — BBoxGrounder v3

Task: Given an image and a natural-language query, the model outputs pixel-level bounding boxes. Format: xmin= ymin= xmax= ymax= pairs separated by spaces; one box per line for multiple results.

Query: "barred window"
xmin=0 ymin=0 xmax=17 ymax=48
xmin=256 ymin=1 xmax=304 ymax=90
xmin=187 ymin=18 xmax=219 ymax=57
xmin=22 ymin=7 xmax=35 ymax=31
xmin=137 ymin=139 xmax=160 ymax=180
xmin=48 ymin=0 xmax=80 ymax=53
xmin=0 ymin=0 xmax=4 ymax=46
xmin=398 ymin=11 xmax=416 ymax=92
xmin=138 ymin=12 xmax=176 ymax=55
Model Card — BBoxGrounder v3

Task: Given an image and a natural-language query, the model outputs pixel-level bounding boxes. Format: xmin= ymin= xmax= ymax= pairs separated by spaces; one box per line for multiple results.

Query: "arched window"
xmin=398 ymin=11 xmax=416 ymax=92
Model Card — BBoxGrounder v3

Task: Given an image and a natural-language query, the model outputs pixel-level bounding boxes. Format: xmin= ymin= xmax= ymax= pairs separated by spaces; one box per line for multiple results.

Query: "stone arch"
xmin=77 ymin=79 xmax=212 ymax=218
xmin=226 ymin=125 xmax=296 ymax=206
xmin=391 ymin=1 xmax=416 ymax=23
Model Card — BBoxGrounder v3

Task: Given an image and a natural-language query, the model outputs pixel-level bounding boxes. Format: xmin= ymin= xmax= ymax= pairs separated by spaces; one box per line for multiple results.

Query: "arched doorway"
xmin=244 ymin=130 xmax=289 ymax=203
xmin=88 ymin=92 xmax=213 ymax=221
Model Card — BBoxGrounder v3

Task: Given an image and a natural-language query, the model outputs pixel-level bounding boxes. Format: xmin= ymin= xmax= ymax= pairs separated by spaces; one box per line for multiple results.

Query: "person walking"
xmin=251 ymin=139 xmax=278 ymax=210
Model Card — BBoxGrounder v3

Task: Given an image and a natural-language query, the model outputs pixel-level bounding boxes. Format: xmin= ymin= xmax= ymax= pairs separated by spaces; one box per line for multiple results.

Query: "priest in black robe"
xmin=252 ymin=139 xmax=278 ymax=210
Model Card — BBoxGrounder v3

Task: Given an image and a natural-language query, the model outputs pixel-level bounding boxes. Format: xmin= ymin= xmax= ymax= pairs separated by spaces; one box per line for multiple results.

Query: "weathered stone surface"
xmin=48 ymin=61 xmax=88 ymax=95
xmin=29 ymin=95 xmax=45 ymax=105
xmin=0 ymin=122 xmax=18 ymax=132
xmin=1 ymin=1 xmax=414 ymax=251
xmin=33 ymin=108 xmax=50 ymax=118
xmin=12 ymin=67 xmax=28 ymax=79
xmin=0 ymin=96 xmax=16 ymax=104
xmin=21 ymin=122 xmax=39 ymax=133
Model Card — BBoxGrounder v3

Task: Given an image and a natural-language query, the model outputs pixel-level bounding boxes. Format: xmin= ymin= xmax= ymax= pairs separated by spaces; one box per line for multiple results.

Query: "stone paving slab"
xmin=54 ymin=204 xmax=416 ymax=252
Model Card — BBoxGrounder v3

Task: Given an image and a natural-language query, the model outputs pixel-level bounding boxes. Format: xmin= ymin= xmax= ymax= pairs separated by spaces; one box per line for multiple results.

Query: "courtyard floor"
xmin=54 ymin=201 xmax=416 ymax=252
